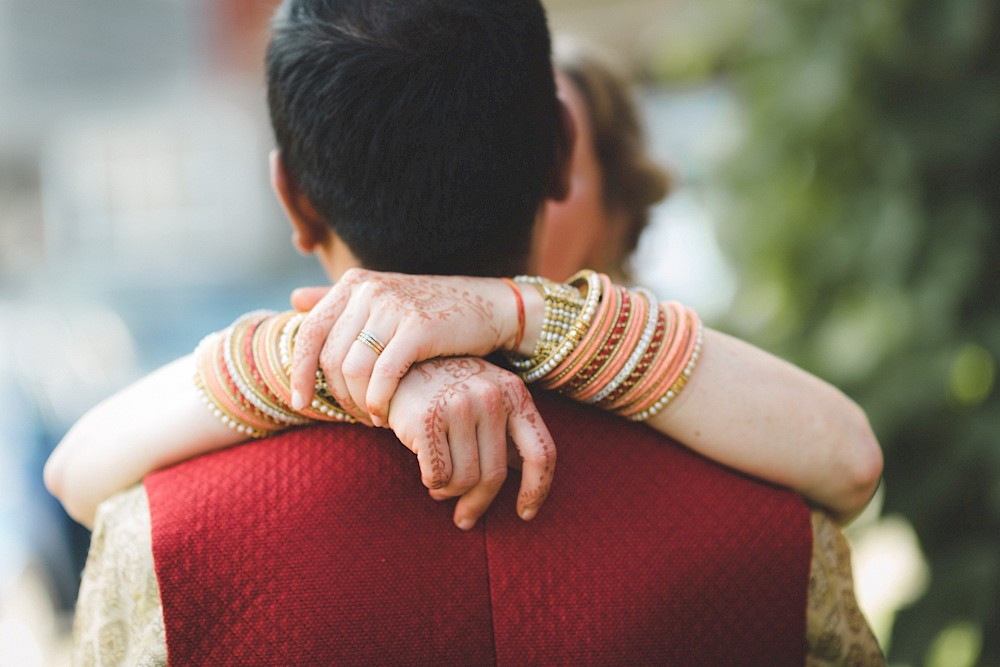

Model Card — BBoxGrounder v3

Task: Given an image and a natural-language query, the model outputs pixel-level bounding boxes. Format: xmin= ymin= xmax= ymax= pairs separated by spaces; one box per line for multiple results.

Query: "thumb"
xmin=290 ymin=286 xmax=331 ymax=312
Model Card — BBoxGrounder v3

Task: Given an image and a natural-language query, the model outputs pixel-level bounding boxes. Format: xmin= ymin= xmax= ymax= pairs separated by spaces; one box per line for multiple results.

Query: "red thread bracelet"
xmin=501 ymin=277 xmax=525 ymax=353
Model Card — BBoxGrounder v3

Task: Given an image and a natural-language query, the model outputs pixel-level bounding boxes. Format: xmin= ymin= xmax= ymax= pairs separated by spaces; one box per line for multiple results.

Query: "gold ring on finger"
xmin=356 ymin=329 xmax=386 ymax=356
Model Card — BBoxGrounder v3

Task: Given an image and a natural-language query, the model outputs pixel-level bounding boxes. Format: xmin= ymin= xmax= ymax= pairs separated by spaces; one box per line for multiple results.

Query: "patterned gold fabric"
xmin=806 ymin=512 xmax=885 ymax=666
xmin=73 ymin=487 xmax=883 ymax=666
xmin=73 ymin=486 xmax=166 ymax=667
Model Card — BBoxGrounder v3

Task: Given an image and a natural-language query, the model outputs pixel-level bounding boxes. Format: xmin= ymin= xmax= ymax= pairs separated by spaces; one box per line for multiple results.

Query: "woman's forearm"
xmin=643 ymin=329 xmax=881 ymax=522
xmin=44 ymin=355 xmax=243 ymax=528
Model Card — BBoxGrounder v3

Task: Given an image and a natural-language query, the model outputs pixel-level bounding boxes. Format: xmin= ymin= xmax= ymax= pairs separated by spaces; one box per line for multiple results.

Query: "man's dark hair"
xmin=266 ymin=0 xmax=561 ymax=276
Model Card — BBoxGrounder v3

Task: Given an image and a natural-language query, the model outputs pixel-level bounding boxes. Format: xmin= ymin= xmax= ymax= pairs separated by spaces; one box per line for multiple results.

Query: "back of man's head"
xmin=266 ymin=0 xmax=561 ymax=276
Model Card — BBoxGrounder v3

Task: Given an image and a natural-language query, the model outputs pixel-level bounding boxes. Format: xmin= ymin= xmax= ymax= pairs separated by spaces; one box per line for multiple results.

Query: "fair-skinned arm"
xmin=289 ymin=269 xmax=883 ymax=523
xmin=648 ymin=329 xmax=882 ymax=524
xmin=44 ymin=355 xmax=233 ymax=528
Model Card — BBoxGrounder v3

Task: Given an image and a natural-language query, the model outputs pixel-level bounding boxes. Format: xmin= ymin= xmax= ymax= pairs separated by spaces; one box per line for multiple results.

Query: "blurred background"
xmin=0 ymin=0 xmax=996 ymax=665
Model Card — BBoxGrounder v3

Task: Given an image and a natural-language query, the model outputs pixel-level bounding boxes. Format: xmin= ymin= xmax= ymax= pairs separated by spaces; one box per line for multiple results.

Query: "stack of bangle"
xmin=505 ymin=271 xmax=703 ymax=421
xmin=194 ymin=310 xmax=356 ymax=438
xmin=509 ymin=270 xmax=602 ymax=382
xmin=195 ymin=270 xmax=704 ymax=434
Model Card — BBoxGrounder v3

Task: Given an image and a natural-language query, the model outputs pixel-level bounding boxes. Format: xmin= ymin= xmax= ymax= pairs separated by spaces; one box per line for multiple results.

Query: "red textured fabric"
xmin=147 ymin=392 xmax=811 ymax=666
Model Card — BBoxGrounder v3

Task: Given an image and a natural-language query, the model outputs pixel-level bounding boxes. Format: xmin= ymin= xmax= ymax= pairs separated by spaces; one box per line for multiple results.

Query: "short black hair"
xmin=266 ymin=0 xmax=561 ymax=276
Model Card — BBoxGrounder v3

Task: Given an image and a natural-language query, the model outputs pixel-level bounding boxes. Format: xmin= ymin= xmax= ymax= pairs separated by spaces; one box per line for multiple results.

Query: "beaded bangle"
xmin=560 ymin=284 xmax=634 ymax=397
xmin=510 ymin=279 xmax=583 ymax=370
xmin=243 ymin=315 xmax=310 ymax=427
xmin=224 ymin=311 xmax=307 ymax=428
xmin=627 ymin=320 xmax=703 ymax=421
xmin=223 ymin=315 xmax=288 ymax=430
xmin=606 ymin=300 xmax=684 ymax=412
xmin=253 ymin=311 xmax=300 ymax=413
xmin=506 ymin=274 xmax=587 ymax=372
xmin=594 ymin=306 xmax=667 ymax=410
xmin=515 ymin=270 xmax=602 ymax=383
xmin=576 ymin=288 xmax=645 ymax=401
xmin=194 ymin=308 xmax=357 ymax=435
xmin=194 ymin=332 xmax=274 ymax=438
xmin=619 ymin=305 xmax=702 ymax=420
xmin=543 ymin=275 xmax=621 ymax=392
xmin=281 ymin=313 xmax=356 ymax=422
xmin=587 ymin=289 xmax=660 ymax=404
xmin=215 ymin=337 xmax=279 ymax=435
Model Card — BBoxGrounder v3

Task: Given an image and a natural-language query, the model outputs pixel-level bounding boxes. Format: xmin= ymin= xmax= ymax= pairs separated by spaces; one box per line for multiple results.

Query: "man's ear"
xmin=270 ymin=149 xmax=330 ymax=255
xmin=545 ymin=97 xmax=576 ymax=202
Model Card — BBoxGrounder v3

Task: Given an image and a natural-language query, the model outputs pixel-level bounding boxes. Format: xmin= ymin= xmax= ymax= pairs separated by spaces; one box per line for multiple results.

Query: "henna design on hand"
xmin=502 ymin=380 xmax=555 ymax=510
xmin=417 ymin=357 xmax=491 ymax=489
xmin=416 ymin=358 xmax=554 ymax=506
xmin=292 ymin=270 xmax=362 ymax=387
xmin=372 ymin=276 xmax=501 ymax=342
xmin=296 ymin=305 xmax=341 ymax=371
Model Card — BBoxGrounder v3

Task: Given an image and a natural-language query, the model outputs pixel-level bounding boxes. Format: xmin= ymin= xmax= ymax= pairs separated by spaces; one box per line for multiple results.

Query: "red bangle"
xmin=501 ymin=277 xmax=525 ymax=353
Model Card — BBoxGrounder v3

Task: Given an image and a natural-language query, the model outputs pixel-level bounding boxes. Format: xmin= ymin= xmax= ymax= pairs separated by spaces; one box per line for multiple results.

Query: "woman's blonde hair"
xmin=555 ymin=41 xmax=674 ymax=280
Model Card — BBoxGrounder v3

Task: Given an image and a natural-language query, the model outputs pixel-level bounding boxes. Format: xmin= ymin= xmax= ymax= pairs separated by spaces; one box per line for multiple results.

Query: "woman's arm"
xmin=648 ymin=329 xmax=882 ymax=523
xmin=44 ymin=355 xmax=236 ymax=528
xmin=289 ymin=269 xmax=883 ymax=523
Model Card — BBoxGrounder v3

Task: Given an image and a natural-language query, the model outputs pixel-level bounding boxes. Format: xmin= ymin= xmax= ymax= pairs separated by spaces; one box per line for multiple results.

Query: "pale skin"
xmin=45 ymin=82 xmax=883 ymax=529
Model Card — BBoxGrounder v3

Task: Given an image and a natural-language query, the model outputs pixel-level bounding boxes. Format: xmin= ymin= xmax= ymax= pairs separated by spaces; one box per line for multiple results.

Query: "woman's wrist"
xmin=496 ymin=277 xmax=545 ymax=356
xmin=517 ymin=284 xmax=545 ymax=356
xmin=193 ymin=310 xmax=361 ymax=437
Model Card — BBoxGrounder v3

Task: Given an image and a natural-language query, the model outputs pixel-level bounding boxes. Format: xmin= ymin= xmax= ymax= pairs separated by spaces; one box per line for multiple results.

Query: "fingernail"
xmin=520 ymin=508 xmax=536 ymax=521
xmin=457 ymin=517 xmax=475 ymax=531
xmin=370 ymin=415 xmax=383 ymax=428
xmin=291 ymin=390 xmax=305 ymax=411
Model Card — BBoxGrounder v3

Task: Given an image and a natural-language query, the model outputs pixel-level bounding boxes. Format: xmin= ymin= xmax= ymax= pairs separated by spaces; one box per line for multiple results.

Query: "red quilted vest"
xmin=146 ymin=392 xmax=811 ymax=666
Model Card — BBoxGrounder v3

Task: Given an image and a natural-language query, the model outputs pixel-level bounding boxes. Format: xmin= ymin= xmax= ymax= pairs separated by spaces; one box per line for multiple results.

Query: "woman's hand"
xmin=387 ymin=357 xmax=555 ymax=529
xmin=288 ymin=269 xmax=524 ymax=426
xmin=290 ymin=277 xmax=553 ymax=528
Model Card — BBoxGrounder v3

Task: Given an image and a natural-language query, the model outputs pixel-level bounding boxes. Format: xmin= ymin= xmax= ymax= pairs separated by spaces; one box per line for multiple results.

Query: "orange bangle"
xmin=501 ymin=277 xmax=525 ymax=353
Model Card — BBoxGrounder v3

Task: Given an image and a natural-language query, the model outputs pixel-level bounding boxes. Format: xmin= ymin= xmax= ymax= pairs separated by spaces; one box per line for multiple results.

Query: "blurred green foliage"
xmin=654 ymin=0 xmax=999 ymax=663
